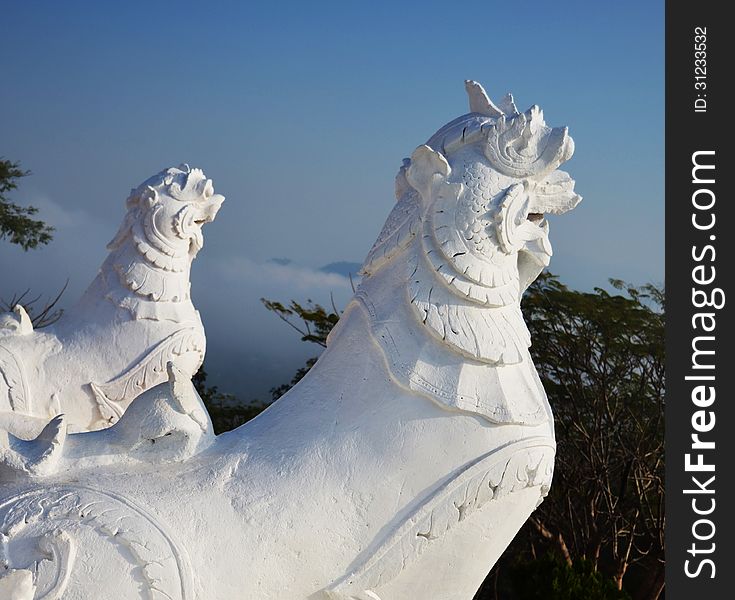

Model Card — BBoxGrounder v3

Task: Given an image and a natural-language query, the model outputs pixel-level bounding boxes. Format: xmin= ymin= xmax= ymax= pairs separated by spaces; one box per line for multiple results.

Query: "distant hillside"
xmin=268 ymin=257 xmax=292 ymax=266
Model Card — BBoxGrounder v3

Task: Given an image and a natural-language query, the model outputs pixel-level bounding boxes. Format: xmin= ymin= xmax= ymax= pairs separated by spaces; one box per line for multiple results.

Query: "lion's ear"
xmin=406 ymin=145 xmax=450 ymax=202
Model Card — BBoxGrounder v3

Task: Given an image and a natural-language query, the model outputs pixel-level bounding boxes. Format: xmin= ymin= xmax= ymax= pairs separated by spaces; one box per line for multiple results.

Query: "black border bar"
xmin=665 ymin=2 xmax=732 ymax=596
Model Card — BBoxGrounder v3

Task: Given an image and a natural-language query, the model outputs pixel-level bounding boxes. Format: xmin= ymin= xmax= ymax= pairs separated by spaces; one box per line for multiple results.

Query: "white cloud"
xmin=1 ymin=195 xmax=112 ymax=305
xmin=213 ymin=256 xmax=354 ymax=296
xmin=188 ymin=255 xmax=358 ymax=400
xmin=1 ymin=198 xmax=359 ymax=402
xmin=30 ymin=195 xmax=107 ymax=232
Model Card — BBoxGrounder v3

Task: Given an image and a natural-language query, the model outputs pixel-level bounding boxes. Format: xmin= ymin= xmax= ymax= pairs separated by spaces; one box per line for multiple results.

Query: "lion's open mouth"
xmin=527 ymin=213 xmax=545 ymax=226
xmin=193 ymin=194 xmax=224 ymax=227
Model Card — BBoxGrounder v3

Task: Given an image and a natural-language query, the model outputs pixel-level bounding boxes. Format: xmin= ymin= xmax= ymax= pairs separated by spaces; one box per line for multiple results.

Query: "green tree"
xmin=524 ymin=274 xmax=664 ymax=597
xmin=508 ymin=553 xmax=630 ymax=600
xmin=0 ymin=159 xmax=54 ymax=250
xmin=260 ymin=297 xmax=340 ymax=400
xmin=1 ymin=158 xmax=64 ymax=327
xmin=476 ymin=274 xmax=664 ymax=600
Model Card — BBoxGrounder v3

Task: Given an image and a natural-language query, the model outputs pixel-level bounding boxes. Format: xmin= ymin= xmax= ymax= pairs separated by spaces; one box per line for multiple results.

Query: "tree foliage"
xmin=476 ymin=274 xmax=664 ymax=600
xmin=0 ymin=158 xmax=54 ymax=250
xmin=522 ymin=273 xmax=664 ymax=596
xmin=508 ymin=553 xmax=630 ymax=600
xmin=260 ymin=298 xmax=339 ymax=349
xmin=1 ymin=157 xmax=64 ymax=328
xmin=260 ymin=298 xmax=340 ymax=400
xmin=0 ymin=282 xmax=67 ymax=328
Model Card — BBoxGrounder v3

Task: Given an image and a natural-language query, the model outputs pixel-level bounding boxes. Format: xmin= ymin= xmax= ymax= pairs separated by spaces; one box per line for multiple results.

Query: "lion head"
xmin=361 ymin=81 xmax=581 ymax=366
xmin=106 ymin=165 xmax=224 ymax=305
xmin=109 ymin=164 xmax=224 ymax=261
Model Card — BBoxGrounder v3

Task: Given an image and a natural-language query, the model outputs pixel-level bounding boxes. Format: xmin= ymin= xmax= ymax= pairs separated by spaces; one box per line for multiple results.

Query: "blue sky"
xmin=1 ymin=1 xmax=664 ymax=399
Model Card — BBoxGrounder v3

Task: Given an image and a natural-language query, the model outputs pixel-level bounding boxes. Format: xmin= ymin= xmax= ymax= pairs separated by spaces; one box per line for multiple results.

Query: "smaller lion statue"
xmin=0 ymin=164 xmax=224 ymax=435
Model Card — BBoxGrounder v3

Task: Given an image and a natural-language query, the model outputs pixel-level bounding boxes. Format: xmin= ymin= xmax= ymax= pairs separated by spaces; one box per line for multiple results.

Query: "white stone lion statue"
xmin=0 ymin=164 xmax=223 ymax=435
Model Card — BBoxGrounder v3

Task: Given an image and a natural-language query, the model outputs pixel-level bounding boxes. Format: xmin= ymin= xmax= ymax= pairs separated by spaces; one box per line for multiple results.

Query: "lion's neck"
xmin=79 ymin=237 xmax=198 ymax=324
xmin=337 ymin=247 xmax=549 ymax=427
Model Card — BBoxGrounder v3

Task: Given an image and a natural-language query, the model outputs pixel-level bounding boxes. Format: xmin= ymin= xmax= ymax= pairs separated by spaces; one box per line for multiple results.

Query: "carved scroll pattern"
xmin=89 ymin=327 xmax=205 ymax=423
xmin=323 ymin=438 xmax=555 ymax=600
xmin=0 ymin=485 xmax=195 ymax=599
